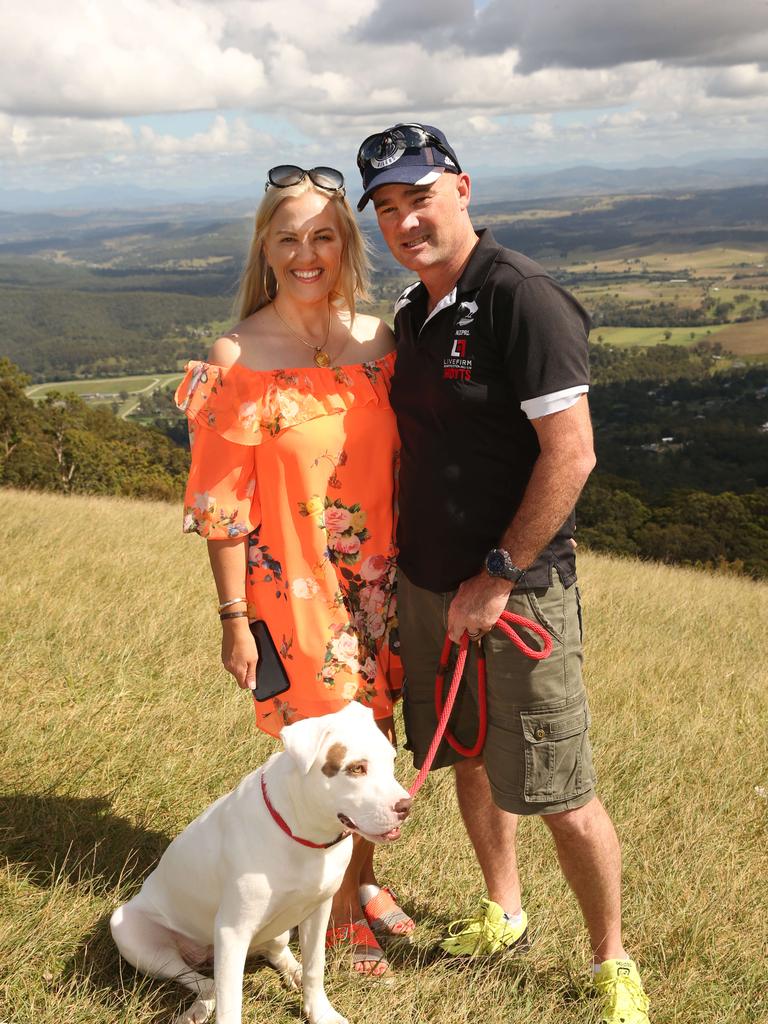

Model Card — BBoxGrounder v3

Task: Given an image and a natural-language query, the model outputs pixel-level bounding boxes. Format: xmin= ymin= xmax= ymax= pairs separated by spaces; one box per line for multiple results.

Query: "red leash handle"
xmin=408 ymin=610 xmax=553 ymax=797
xmin=495 ymin=610 xmax=553 ymax=660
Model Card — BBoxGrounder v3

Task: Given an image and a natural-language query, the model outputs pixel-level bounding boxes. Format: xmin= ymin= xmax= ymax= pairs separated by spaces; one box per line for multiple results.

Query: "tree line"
xmin=581 ymin=345 xmax=768 ymax=578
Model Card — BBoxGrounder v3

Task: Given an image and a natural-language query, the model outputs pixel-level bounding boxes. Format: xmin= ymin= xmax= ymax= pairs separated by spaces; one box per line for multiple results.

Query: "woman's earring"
xmin=263 ymin=264 xmax=275 ymax=298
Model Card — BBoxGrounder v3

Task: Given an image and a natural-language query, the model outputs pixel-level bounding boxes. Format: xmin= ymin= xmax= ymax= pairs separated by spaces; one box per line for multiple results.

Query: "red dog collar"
xmin=260 ymin=772 xmax=348 ymax=849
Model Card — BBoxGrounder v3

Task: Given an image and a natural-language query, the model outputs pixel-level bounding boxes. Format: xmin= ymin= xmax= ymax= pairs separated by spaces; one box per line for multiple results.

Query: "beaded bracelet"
xmin=219 ymin=610 xmax=249 ymax=621
xmin=218 ymin=597 xmax=246 ymax=612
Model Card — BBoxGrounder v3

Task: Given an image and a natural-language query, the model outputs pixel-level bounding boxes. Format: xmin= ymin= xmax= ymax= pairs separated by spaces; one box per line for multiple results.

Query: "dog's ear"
xmin=280 ymin=716 xmax=333 ymax=775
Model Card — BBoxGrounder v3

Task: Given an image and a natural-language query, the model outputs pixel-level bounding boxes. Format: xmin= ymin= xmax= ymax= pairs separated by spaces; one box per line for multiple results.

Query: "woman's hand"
xmin=221 ymin=618 xmax=259 ymax=690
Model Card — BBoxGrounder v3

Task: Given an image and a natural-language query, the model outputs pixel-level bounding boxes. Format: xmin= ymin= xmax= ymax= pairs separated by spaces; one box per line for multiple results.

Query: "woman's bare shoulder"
xmin=348 ymin=314 xmax=395 ymax=357
xmin=206 ymin=333 xmax=242 ymax=368
xmin=206 ymin=309 xmax=273 ymax=368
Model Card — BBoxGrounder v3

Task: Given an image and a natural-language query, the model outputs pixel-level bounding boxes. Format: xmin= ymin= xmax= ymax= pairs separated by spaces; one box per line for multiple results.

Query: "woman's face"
xmin=263 ymin=190 xmax=345 ymax=306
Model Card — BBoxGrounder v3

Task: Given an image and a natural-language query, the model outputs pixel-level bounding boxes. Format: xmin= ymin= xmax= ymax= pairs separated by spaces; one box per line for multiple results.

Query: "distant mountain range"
xmin=2 ymin=156 xmax=768 ymax=214
xmin=471 ymin=157 xmax=768 ymax=205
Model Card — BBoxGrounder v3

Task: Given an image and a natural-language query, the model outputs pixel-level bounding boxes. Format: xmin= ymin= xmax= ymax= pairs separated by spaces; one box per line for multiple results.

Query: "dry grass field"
xmin=1 ymin=489 xmax=766 ymax=1024
xmin=711 ymin=319 xmax=768 ymax=356
xmin=563 ymin=247 xmax=767 ymax=277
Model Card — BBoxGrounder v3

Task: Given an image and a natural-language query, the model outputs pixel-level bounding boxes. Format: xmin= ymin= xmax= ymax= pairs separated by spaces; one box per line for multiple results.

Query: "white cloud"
xmin=0 ymin=0 xmax=767 ymax=187
xmin=1 ymin=0 xmax=267 ymax=117
xmin=138 ymin=116 xmax=261 ymax=156
xmin=529 ymin=115 xmax=554 ymax=140
xmin=707 ymin=64 xmax=768 ymax=98
xmin=0 ymin=114 xmax=134 ymax=161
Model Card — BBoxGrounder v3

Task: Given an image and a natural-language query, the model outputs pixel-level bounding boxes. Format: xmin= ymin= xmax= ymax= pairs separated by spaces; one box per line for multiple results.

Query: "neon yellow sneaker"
xmin=438 ymin=898 xmax=528 ymax=956
xmin=594 ymin=959 xmax=650 ymax=1024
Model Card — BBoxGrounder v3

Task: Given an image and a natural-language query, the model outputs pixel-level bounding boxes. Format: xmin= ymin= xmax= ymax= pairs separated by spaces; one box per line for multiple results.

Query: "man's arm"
xmin=446 ymin=394 xmax=596 ymax=642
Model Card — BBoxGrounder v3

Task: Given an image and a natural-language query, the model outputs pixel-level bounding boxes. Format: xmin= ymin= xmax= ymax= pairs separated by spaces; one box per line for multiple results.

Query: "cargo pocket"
xmin=520 ymin=695 xmax=594 ymax=804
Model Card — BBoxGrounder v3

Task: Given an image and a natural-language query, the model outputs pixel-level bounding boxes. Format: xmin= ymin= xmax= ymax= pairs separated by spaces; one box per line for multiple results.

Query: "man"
xmin=356 ymin=123 xmax=650 ymax=1024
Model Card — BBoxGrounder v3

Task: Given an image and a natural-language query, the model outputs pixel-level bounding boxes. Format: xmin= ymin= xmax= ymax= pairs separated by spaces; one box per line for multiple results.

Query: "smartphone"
xmin=249 ymin=620 xmax=292 ymax=703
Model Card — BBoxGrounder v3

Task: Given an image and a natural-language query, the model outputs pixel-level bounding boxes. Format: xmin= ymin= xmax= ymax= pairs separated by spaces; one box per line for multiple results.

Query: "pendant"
xmin=314 ymin=349 xmax=331 ymax=367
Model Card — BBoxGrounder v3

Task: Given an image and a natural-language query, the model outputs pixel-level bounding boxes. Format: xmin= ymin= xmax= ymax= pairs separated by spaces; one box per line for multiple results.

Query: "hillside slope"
xmin=1 ymin=489 xmax=766 ymax=1023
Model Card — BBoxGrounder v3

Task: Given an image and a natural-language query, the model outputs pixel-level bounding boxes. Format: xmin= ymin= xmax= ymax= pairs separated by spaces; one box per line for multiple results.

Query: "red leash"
xmin=408 ymin=611 xmax=553 ymax=797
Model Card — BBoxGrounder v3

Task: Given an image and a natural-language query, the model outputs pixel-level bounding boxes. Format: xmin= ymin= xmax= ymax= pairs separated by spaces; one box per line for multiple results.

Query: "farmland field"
xmin=26 ymin=372 xmax=185 ymax=417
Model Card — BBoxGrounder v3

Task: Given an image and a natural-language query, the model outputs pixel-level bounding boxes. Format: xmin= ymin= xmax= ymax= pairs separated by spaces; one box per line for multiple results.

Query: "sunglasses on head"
xmin=265 ymin=165 xmax=345 ymax=193
xmin=356 ymin=124 xmax=461 ymax=173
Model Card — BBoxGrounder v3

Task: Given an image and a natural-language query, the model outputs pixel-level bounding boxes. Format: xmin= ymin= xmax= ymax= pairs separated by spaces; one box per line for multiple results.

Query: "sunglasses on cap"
xmin=356 ymin=124 xmax=461 ymax=173
xmin=265 ymin=165 xmax=345 ymax=193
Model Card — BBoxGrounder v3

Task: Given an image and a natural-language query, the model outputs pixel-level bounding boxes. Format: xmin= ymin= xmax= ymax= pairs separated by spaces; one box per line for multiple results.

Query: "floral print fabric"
xmin=175 ymin=353 xmax=402 ymax=735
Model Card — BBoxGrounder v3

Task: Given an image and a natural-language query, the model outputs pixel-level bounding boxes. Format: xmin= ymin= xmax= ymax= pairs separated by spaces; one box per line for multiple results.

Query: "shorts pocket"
xmin=524 ymin=587 xmax=566 ymax=644
xmin=520 ymin=695 xmax=594 ymax=804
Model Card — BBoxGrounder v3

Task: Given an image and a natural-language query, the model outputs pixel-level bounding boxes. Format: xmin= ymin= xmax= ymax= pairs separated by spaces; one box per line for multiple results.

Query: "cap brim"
xmin=357 ymin=167 xmax=444 ymax=211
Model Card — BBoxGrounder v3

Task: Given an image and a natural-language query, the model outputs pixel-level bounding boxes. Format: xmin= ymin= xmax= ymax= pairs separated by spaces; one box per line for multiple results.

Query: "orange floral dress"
xmin=175 ymin=352 xmax=402 ymax=736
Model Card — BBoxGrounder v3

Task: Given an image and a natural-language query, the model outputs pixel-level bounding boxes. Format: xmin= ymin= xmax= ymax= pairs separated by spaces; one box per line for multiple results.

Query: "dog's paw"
xmin=317 ymin=1013 xmax=348 ymax=1024
xmin=282 ymin=963 xmax=302 ymax=991
xmin=307 ymin=1005 xmax=348 ymax=1024
xmin=173 ymin=996 xmax=215 ymax=1024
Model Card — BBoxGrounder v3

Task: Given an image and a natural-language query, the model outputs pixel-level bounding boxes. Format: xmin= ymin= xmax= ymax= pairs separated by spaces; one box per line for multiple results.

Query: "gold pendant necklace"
xmin=272 ymin=302 xmax=332 ymax=367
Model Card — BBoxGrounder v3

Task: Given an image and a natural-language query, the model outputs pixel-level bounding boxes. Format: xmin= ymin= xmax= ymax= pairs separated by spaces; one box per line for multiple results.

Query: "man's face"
xmin=371 ymin=171 xmax=471 ymax=275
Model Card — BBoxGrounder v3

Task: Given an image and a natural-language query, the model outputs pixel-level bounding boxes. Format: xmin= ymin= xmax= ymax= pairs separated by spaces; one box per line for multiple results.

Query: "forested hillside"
xmin=0 ymin=360 xmax=187 ymax=501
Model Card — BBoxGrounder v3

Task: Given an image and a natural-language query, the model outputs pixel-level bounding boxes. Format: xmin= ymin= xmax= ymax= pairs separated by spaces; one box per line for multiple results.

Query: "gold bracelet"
xmin=218 ymin=597 xmax=246 ymax=612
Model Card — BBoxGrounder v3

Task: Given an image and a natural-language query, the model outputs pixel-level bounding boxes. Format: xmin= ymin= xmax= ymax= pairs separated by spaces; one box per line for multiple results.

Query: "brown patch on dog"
xmin=321 ymin=742 xmax=347 ymax=777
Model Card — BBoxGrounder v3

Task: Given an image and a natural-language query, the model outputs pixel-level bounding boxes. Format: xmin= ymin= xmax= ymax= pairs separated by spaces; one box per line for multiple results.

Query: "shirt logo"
xmin=444 ymin=335 xmax=472 ymax=381
xmin=443 ymin=299 xmax=477 ymax=380
xmin=456 ymin=299 xmax=478 ymax=327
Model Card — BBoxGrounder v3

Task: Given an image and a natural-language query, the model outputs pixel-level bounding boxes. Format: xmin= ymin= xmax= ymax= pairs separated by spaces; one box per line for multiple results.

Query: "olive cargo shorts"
xmin=397 ymin=569 xmax=597 ymax=815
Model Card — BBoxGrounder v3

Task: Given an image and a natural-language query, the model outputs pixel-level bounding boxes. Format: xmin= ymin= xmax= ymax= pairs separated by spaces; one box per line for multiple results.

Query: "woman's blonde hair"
xmin=234 ymin=177 xmax=370 ymax=322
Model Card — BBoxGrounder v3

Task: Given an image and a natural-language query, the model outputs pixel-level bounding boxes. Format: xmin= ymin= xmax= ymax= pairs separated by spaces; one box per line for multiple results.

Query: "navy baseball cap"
xmin=356 ymin=123 xmax=461 ymax=211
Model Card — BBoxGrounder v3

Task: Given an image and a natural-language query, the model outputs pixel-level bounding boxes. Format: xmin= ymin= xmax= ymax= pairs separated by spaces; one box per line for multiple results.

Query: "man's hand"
xmin=447 ymin=573 xmax=513 ymax=643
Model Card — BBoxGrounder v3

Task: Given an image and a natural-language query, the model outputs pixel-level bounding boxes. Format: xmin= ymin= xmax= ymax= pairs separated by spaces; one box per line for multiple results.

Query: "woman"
xmin=175 ymin=164 xmax=411 ymax=977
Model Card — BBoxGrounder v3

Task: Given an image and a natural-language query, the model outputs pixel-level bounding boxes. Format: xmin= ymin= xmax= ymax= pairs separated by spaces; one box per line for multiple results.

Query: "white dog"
xmin=110 ymin=702 xmax=411 ymax=1024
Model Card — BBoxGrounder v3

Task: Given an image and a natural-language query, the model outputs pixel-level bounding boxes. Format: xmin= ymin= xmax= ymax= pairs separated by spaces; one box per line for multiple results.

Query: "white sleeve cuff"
xmin=521 ymin=384 xmax=589 ymax=420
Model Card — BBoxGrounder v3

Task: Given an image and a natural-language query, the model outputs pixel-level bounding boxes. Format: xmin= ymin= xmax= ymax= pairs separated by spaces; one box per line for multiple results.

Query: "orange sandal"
xmin=361 ymin=886 xmax=415 ymax=943
xmin=325 ymin=920 xmax=392 ymax=979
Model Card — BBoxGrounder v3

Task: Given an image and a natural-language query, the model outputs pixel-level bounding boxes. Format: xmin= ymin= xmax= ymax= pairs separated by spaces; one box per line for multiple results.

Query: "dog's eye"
xmin=345 ymin=762 xmax=368 ymax=776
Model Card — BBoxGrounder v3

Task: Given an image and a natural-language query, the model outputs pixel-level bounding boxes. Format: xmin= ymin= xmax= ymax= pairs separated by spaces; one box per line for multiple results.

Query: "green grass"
xmin=589 ymin=326 xmax=726 ymax=348
xmin=1 ymin=489 xmax=767 ymax=1023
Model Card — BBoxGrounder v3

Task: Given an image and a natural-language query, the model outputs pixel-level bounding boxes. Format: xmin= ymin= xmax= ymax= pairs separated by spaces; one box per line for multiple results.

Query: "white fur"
xmin=110 ymin=702 xmax=410 ymax=1024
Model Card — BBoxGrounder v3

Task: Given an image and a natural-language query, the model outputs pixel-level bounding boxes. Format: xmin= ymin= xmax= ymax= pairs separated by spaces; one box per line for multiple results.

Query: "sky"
xmin=1 ymin=0 xmax=768 ymax=197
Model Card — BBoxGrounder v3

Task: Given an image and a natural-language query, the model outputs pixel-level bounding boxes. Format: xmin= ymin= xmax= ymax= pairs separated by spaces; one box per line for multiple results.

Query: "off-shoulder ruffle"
xmin=174 ymin=352 xmax=395 ymax=446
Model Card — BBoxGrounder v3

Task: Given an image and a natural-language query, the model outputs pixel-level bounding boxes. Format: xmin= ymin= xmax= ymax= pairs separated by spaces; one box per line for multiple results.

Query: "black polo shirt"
xmin=390 ymin=229 xmax=590 ymax=594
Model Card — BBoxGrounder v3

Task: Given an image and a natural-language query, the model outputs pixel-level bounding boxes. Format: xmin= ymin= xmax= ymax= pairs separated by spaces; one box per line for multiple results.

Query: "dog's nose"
xmin=394 ymin=797 xmax=412 ymax=819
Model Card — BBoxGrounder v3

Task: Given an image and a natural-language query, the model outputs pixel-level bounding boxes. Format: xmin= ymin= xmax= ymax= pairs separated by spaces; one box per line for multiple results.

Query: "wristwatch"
xmin=484 ymin=548 xmax=527 ymax=584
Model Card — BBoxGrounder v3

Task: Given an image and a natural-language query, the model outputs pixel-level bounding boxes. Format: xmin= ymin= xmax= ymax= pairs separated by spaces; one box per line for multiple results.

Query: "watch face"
xmin=486 ymin=549 xmax=507 ymax=577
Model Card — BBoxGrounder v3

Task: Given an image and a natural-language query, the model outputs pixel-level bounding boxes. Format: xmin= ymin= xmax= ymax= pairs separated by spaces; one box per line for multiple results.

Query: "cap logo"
xmin=370 ymin=139 xmax=405 ymax=169
xmin=370 ymin=151 xmax=403 ymax=169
